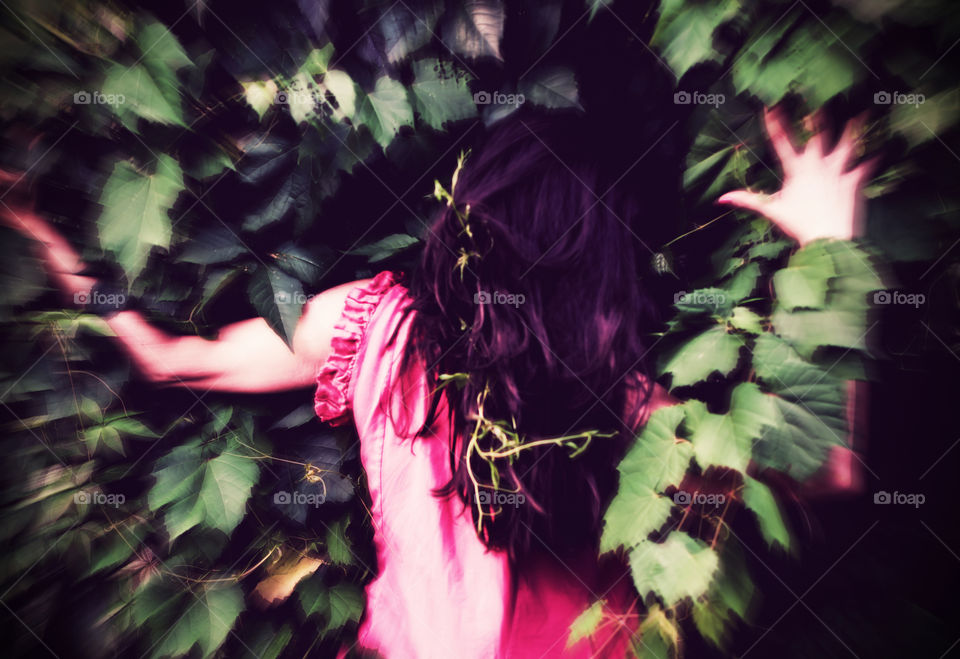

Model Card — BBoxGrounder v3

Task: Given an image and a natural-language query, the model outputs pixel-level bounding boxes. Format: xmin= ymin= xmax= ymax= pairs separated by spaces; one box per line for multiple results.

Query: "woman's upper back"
xmin=314 ymin=272 xmax=640 ymax=658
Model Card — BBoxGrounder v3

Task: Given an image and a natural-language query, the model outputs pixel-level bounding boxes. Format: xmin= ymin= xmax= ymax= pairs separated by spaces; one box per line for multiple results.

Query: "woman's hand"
xmin=0 ymin=171 xmax=93 ymax=302
xmin=717 ymin=107 xmax=876 ymax=246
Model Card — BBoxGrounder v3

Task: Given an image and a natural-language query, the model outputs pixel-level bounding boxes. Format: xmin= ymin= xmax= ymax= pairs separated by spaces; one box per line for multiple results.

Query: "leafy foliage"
xmin=0 ymin=0 xmax=957 ymax=657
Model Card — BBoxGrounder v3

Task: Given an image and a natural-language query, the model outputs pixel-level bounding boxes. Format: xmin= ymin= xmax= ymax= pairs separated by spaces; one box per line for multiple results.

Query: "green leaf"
xmin=629 ymin=533 xmax=719 ymax=605
xmin=566 ymin=599 xmax=605 ymax=649
xmin=519 ymin=66 xmax=583 ymax=110
xmin=600 ymin=479 xmax=674 ymax=553
xmin=684 ymin=400 xmax=749 ymax=474
xmin=728 ymin=306 xmax=763 ymax=334
xmin=108 ymin=416 xmax=159 ymax=438
xmin=751 ymin=334 xmax=848 ymax=480
xmin=325 ymin=517 xmax=353 ymax=565
xmin=442 ymin=0 xmax=505 ymax=60
xmin=409 ymin=59 xmax=476 ymax=130
xmin=661 ymin=326 xmax=741 ymax=389
xmin=357 ymin=76 xmax=414 ymax=148
xmin=79 ymin=397 xmax=102 ymax=423
xmin=136 ymin=20 xmax=193 ymax=72
xmin=102 ymin=63 xmax=185 ymax=131
xmin=616 ymin=405 xmax=692 ymax=492
xmin=152 ymin=585 xmax=243 ymax=659
xmin=247 ymin=265 xmax=305 ymax=347
xmin=242 ymin=80 xmax=278 ymax=121
xmin=198 ymin=452 xmax=258 ymax=535
xmin=324 ymin=582 xmax=364 ymax=632
xmin=773 ymin=242 xmax=834 ymax=311
xmin=97 ymin=156 xmax=183 ymax=284
xmin=742 ymin=476 xmax=791 ymax=551
xmin=634 ymin=604 xmax=678 ymax=659
xmin=651 ymin=0 xmax=742 ymax=79
xmin=351 ymin=233 xmax=420 ymax=262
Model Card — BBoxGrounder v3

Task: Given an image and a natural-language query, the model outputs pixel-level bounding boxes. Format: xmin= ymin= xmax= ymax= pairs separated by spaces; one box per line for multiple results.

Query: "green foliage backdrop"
xmin=0 ymin=0 xmax=958 ymax=657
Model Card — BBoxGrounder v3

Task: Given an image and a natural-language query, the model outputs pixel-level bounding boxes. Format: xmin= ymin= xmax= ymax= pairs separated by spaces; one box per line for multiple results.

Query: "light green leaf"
xmin=651 ymin=0 xmax=742 ymax=79
xmin=616 ymin=405 xmax=692 ymax=493
xmin=242 ymin=80 xmax=278 ymax=121
xmin=325 ymin=517 xmax=353 ymax=565
xmin=729 ymin=306 xmax=763 ymax=333
xmin=102 ymin=62 xmax=185 ymax=131
xmin=199 ymin=452 xmax=258 ymax=535
xmin=661 ymin=326 xmax=741 ymax=390
xmin=600 ymin=479 xmax=674 ymax=553
xmin=152 ymin=585 xmax=243 ymax=659
xmin=98 ymin=156 xmax=182 ymax=284
xmin=409 ymin=59 xmax=477 ymax=130
xmin=357 ymin=76 xmax=414 ymax=148
xmin=629 ymin=533 xmax=719 ymax=605
xmin=566 ymin=599 xmax=605 ymax=649
xmin=742 ymin=476 xmax=791 ymax=551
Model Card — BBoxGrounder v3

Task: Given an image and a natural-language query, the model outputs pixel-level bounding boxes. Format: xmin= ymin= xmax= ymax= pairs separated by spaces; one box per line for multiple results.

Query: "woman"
xmin=1 ymin=106 xmax=870 ymax=657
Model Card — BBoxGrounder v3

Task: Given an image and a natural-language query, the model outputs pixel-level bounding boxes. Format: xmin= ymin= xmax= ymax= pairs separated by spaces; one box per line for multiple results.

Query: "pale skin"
xmin=0 ymin=106 xmax=872 ymax=489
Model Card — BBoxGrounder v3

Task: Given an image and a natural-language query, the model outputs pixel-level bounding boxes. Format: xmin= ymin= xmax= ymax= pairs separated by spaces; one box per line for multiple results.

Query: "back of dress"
xmin=315 ymin=272 xmax=637 ymax=658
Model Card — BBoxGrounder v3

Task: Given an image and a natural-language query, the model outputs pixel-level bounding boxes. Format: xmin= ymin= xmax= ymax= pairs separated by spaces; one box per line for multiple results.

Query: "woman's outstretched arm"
xmin=718 ymin=107 xmax=875 ymax=494
xmin=2 ymin=198 xmax=365 ymax=393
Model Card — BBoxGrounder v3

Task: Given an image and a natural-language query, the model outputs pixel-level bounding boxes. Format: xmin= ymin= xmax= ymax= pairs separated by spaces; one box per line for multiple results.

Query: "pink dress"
xmin=314 ymin=272 xmax=638 ymax=658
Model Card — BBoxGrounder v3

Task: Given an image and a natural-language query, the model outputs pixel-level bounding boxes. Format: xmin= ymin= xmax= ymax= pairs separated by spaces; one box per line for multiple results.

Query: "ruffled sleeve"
xmin=314 ymin=271 xmax=400 ymax=426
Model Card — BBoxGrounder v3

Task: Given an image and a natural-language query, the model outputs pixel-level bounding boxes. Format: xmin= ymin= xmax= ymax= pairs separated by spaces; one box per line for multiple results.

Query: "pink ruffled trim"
xmin=314 ymin=271 xmax=400 ymax=426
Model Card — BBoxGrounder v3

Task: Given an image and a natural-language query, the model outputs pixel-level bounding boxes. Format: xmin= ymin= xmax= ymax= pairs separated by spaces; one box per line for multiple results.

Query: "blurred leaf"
xmin=661 ymin=326 xmax=742 ymax=389
xmin=629 ymin=532 xmax=719 ymax=605
xmin=519 ymin=66 xmax=583 ymax=110
xmin=152 ymin=585 xmax=243 ymax=659
xmin=356 ymin=75 xmax=414 ymax=148
xmin=409 ymin=59 xmax=477 ymax=130
xmin=247 ymin=265 xmax=305 ymax=347
xmin=742 ymin=475 xmax=791 ymax=551
xmin=566 ymin=599 xmax=605 ymax=649
xmin=651 ymin=0 xmax=741 ymax=79
xmin=97 ymin=156 xmax=183 ymax=283
xmin=351 ymin=233 xmax=420 ymax=262
xmin=442 ymin=0 xmax=505 ymax=60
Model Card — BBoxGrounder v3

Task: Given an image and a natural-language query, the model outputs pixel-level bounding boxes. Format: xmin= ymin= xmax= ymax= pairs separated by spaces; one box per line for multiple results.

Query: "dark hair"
xmin=389 ymin=110 xmax=669 ymax=566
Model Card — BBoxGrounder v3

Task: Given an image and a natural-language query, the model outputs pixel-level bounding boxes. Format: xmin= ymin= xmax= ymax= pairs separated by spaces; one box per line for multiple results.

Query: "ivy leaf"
xmin=616 ymin=405 xmax=692 ymax=492
xmin=751 ymin=334 xmax=848 ymax=480
xmin=351 ymin=233 xmax=420 ymax=262
xmin=152 ymin=585 xmax=243 ymax=659
xmin=325 ymin=517 xmax=354 ymax=565
xmin=661 ymin=326 xmax=742 ymax=390
xmin=729 ymin=306 xmax=763 ymax=334
xmin=97 ymin=156 xmax=183 ymax=284
xmin=199 ymin=452 xmax=258 ymax=535
xmin=519 ymin=66 xmax=583 ymax=110
xmin=600 ymin=479 xmax=674 ymax=553
xmin=650 ymin=0 xmax=742 ymax=79
xmin=742 ymin=476 xmax=791 ymax=551
xmin=566 ymin=599 xmax=605 ymax=649
xmin=442 ymin=0 xmax=505 ymax=61
xmin=247 ymin=265 xmax=305 ymax=347
xmin=324 ymin=582 xmax=364 ymax=632
xmin=409 ymin=59 xmax=477 ymax=131
xmin=356 ymin=75 xmax=414 ymax=148
xmin=634 ymin=604 xmax=679 ymax=659
xmin=629 ymin=533 xmax=719 ymax=606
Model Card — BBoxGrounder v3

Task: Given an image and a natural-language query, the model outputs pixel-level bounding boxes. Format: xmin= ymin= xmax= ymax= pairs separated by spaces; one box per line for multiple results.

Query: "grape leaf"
xmin=629 ymin=533 xmax=719 ymax=605
xmin=651 ymin=0 xmax=742 ymax=79
xmin=356 ymin=75 xmax=414 ymax=148
xmin=97 ymin=156 xmax=183 ymax=284
xmin=409 ymin=59 xmax=477 ymax=130
xmin=152 ymin=585 xmax=243 ymax=659
xmin=742 ymin=475 xmax=791 ymax=551
xmin=661 ymin=326 xmax=742 ymax=389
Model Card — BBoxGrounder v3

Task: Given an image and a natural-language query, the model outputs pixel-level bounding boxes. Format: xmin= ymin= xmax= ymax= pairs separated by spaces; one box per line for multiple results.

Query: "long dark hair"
xmin=389 ymin=109 xmax=671 ymax=566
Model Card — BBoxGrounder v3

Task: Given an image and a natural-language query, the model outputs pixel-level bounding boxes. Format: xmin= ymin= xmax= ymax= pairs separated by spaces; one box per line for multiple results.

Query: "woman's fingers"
xmin=716 ymin=189 xmax=776 ymax=218
xmin=829 ymin=114 xmax=866 ymax=168
xmin=763 ymin=107 xmax=799 ymax=173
